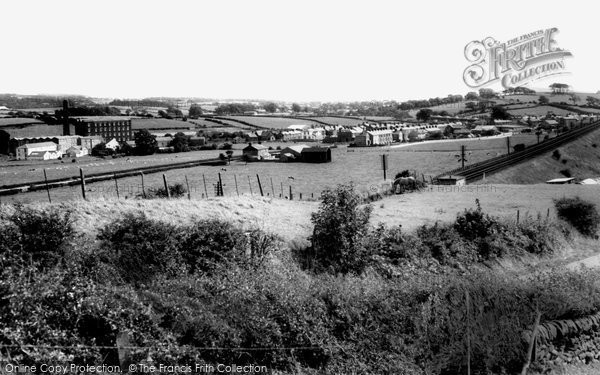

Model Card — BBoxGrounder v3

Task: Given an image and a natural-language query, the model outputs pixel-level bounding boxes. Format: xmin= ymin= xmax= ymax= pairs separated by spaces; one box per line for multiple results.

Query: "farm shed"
xmin=243 ymin=143 xmax=271 ymax=160
xmin=546 ymin=177 xmax=575 ymax=184
xmin=301 ymin=147 xmax=332 ymax=163
xmin=16 ymin=141 xmax=59 ymax=160
xmin=579 ymin=178 xmax=600 ymax=185
xmin=436 ymin=175 xmax=466 ymax=186
xmin=280 ymin=144 xmax=308 ymax=161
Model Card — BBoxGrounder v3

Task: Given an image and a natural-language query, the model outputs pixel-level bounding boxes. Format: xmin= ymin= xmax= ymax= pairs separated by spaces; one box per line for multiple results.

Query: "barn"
xmin=242 ymin=143 xmax=271 ymax=160
xmin=300 ymin=147 xmax=332 ymax=163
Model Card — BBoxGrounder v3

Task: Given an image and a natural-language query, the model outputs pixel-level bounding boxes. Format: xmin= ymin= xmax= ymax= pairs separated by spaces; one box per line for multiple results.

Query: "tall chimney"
xmin=62 ymin=100 xmax=70 ymax=135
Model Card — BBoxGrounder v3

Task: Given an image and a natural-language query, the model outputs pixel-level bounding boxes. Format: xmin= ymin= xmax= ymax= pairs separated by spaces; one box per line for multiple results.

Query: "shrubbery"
xmin=98 ymin=212 xmax=184 ymax=285
xmin=0 ymin=205 xmax=74 ymax=269
xmin=150 ymin=183 xmax=187 ymax=198
xmin=554 ymin=197 xmax=600 ymax=237
xmin=309 ymin=183 xmax=373 ymax=274
xmin=0 ymin=193 xmax=594 ymax=374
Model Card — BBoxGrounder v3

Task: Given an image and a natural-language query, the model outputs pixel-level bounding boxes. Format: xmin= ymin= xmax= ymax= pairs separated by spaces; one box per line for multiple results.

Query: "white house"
xmin=303 ymin=127 xmax=326 ymax=140
xmin=16 ymin=142 xmax=59 ymax=160
xmin=27 ymin=150 xmax=62 ymax=161
xmin=105 ymin=138 xmax=120 ymax=150
xmin=354 ymin=129 xmax=393 ymax=146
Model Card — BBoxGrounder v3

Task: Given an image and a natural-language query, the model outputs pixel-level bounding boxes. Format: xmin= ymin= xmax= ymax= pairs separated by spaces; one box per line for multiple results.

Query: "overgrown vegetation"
xmin=0 ymin=188 xmax=597 ymax=374
xmin=555 ymin=197 xmax=600 ymax=237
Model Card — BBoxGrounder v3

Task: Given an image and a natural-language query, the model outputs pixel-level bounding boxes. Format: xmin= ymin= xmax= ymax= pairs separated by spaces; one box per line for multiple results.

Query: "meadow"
xmin=307 ymin=116 xmax=365 ymax=126
xmin=222 ymin=116 xmax=320 ymax=128
xmin=507 ymin=105 xmax=574 ymax=116
xmin=3 ymin=134 xmax=538 ymax=203
xmin=131 ymin=118 xmax=194 ymax=130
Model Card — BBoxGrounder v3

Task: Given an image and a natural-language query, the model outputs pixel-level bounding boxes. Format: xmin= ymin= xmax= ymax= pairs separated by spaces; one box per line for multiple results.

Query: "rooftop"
xmin=18 ymin=142 xmax=58 ymax=149
xmin=74 ymin=116 xmax=131 ymax=122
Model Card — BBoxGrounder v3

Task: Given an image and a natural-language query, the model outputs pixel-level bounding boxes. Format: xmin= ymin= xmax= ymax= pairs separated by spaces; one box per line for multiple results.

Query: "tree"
xmin=291 ymin=103 xmax=302 ymax=113
xmin=170 ymin=132 xmax=189 ymax=153
xmin=166 ymin=107 xmax=183 ymax=118
xmin=225 ymin=150 xmax=234 ymax=164
xmin=478 ymin=88 xmax=496 ymax=99
xmin=188 ymin=104 xmax=203 ymax=118
xmin=538 ymin=95 xmax=549 ymax=105
xmin=586 ymin=96 xmax=600 ymax=107
xmin=263 ymin=102 xmax=278 ymax=113
xmin=134 ymin=129 xmax=158 ymax=155
xmin=465 ymin=92 xmax=479 ymax=101
xmin=310 ymin=183 xmax=373 ymax=274
xmin=569 ymin=93 xmax=581 ymax=105
xmin=120 ymin=142 xmax=134 ymax=156
xmin=91 ymin=142 xmax=109 ymax=156
xmin=491 ymin=105 xmax=511 ymax=120
xmin=416 ymin=108 xmax=433 ymax=122
xmin=550 ymin=83 xmax=569 ymax=94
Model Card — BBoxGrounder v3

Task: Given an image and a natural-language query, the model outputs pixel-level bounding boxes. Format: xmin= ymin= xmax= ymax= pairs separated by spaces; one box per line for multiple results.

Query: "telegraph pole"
xmin=458 ymin=145 xmax=467 ymax=169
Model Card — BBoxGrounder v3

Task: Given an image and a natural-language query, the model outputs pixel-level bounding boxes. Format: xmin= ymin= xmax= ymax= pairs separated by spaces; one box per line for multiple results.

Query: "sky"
xmin=0 ymin=0 xmax=597 ymax=102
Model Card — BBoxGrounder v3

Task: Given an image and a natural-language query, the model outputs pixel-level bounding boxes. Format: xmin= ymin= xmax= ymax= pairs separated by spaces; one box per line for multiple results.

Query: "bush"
xmin=180 ymin=219 xmax=246 ymax=274
xmin=552 ymin=149 xmax=561 ymax=160
xmin=309 ymin=183 xmax=373 ymax=274
xmin=98 ymin=212 xmax=184 ymax=285
xmin=454 ymin=199 xmax=500 ymax=241
xmin=147 ymin=183 xmax=187 ymax=199
xmin=559 ymin=168 xmax=571 ymax=177
xmin=1 ymin=205 xmax=74 ymax=269
xmin=554 ymin=197 xmax=600 ymax=237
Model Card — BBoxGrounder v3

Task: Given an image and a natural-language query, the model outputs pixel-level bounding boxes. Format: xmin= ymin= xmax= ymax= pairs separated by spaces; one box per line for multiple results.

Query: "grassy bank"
xmin=1 ymin=187 xmax=600 ymax=374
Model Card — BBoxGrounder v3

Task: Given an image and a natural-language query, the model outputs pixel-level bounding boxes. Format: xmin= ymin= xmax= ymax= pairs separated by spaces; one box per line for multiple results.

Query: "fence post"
xmin=289 ymin=185 xmax=293 ymax=200
xmin=256 ymin=174 xmax=264 ymax=197
xmin=248 ymin=176 xmax=253 ymax=196
xmin=234 ymin=174 xmax=239 ymax=196
xmin=270 ymin=177 xmax=275 ymax=197
xmin=218 ymin=173 xmax=224 ymax=196
xmin=163 ymin=174 xmax=171 ymax=198
xmin=547 ymin=207 xmax=550 ymax=219
xmin=114 ymin=173 xmax=120 ymax=199
xmin=79 ymin=168 xmax=86 ymax=200
xmin=43 ymin=169 xmax=52 ymax=203
xmin=517 ymin=210 xmax=520 ymax=224
xmin=202 ymin=174 xmax=208 ymax=198
xmin=280 ymin=182 xmax=283 ymax=197
xmin=185 ymin=175 xmax=191 ymax=200
xmin=140 ymin=172 xmax=146 ymax=199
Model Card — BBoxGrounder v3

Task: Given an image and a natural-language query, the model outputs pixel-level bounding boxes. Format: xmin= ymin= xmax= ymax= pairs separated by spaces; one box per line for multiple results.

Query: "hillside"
xmin=15 ymin=183 xmax=600 ymax=264
xmin=3 ymin=185 xmax=600 ymax=374
xmin=482 ymin=126 xmax=600 ymax=184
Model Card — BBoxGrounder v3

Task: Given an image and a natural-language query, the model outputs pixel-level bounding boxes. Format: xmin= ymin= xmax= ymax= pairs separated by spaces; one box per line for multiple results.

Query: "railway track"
xmin=435 ymin=122 xmax=600 ymax=183
xmin=0 ymin=155 xmax=241 ymax=196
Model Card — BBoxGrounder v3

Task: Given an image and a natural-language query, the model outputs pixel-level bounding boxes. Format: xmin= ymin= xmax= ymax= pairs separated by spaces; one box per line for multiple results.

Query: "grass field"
xmin=1 ymin=133 xmax=538 ymax=203
xmin=8 ymin=184 xmax=600 ymax=265
xmin=307 ymin=116 xmax=365 ymax=126
xmin=483 ymin=126 xmax=600 ymax=184
xmin=131 ymin=118 xmax=194 ymax=130
xmin=507 ymin=105 xmax=574 ymax=116
xmin=395 ymin=134 xmax=539 ymax=152
xmin=222 ymin=116 xmax=318 ymax=129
